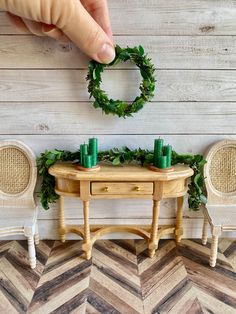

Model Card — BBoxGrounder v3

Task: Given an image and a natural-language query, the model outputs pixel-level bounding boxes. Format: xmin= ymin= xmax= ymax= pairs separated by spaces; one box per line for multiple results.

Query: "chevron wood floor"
xmin=0 ymin=239 xmax=235 ymax=314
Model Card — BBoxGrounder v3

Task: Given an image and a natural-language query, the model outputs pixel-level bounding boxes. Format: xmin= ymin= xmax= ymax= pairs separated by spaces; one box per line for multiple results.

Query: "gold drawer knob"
xmin=134 ymin=186 xmax=140 ymax=191
xmin=103 ymin=186 xmax=109 ymax=192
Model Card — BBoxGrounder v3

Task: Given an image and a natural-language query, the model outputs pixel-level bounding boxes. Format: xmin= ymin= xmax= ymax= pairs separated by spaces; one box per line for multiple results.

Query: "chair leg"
xmin=34 ymin=223 xmax=40 ymax=245
xmin=202 ymin=215 xmax=208 ymax=245
xmin=27 ymin=236 xmax=36 ymax=269
xmin=210 ymin=235 xmax=218 ymax=267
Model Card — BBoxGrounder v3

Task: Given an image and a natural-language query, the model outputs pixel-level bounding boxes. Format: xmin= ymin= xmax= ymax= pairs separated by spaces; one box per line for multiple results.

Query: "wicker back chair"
xmin=0 ymin=140 xmax=39 ymax=268
xmin=202 ymin=140 xmax=236 ymax=267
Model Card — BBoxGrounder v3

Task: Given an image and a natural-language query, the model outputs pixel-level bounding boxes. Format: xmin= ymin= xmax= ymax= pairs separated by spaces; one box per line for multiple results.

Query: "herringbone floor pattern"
xmin=0 ymin=239 xmax=235 ymax=314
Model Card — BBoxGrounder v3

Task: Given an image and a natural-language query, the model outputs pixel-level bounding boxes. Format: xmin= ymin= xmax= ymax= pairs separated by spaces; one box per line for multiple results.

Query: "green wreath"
xmin=87 ymin=45 xmax=156 ymax=118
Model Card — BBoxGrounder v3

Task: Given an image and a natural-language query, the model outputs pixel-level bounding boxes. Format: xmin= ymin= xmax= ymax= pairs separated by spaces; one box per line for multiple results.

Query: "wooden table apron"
xmin=49 ymin=162 xmax=193 ymax=259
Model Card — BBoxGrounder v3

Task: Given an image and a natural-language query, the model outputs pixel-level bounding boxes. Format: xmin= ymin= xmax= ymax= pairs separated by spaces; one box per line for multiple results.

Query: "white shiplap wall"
xmin=1 ymin=0 xmax=236 ymax=239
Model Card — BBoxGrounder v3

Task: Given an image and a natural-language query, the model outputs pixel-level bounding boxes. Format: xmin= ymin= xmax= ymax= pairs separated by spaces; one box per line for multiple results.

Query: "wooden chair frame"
xmin=0 ymin=140 xmax=39 ymax=268
xmin=202 ymin=140 xmax=236 ymax=267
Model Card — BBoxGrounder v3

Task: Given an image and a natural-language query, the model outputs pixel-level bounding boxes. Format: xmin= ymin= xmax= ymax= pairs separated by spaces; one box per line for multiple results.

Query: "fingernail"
xmin=97 ymin=43 xmax=115 ymax=64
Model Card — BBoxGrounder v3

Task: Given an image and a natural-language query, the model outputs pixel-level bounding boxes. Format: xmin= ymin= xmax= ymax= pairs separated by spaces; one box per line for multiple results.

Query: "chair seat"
xmin=205 ymin=204 xmax=236 ymax=229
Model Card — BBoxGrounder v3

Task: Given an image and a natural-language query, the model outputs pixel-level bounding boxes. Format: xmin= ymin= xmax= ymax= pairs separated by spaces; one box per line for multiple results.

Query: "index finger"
xmin=81 ymin=0 xmax=113 ymax=42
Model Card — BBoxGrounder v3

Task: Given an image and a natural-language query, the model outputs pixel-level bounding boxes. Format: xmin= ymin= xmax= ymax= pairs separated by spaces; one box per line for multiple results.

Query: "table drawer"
xmin=91 ymin=182 xmax=153 ymax=195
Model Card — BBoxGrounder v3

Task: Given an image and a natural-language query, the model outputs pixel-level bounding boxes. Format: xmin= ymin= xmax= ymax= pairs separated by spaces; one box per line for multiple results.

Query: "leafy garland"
xmin=37 ymin=147 xmax=207 ymax=211
xmin=87 ymin=45 xmax=156 ymax=118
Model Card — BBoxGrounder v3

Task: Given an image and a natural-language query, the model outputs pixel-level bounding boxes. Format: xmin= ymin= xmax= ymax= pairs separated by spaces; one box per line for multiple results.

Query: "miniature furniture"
xmin=0 ymin=140 xmax=38 ymax=268
xmin=202 ymin=140 xmax=236 ymax=267
xmin=49 ymin=162 xmax=193 ymax=259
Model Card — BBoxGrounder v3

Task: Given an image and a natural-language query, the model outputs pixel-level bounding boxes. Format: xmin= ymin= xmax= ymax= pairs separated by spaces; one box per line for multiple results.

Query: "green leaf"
xmin=112 ymin=156 xmax=121 ymax=165
xmin=119 ymin=51 xmax=130 ymax=61
xmin=138 ymin=45 xmax=145 ymax=55
xmin=95 ymin=67 xmax=101 ymax=81
xmin=45 ymin=152 xmax=56 ymax=160
xmin=45 ymin=159 xmax=55 ymax=167
xmin=140 ymin=69 xmax=149 ymax=79
xmin=199 ymin=159 xmax=207 ymax=167
xmin=200 ymin=194 xmax=207 ymax=204
xmin=193 ymin=155 xmax=203 ymax=163
xmin=92 ymin=69 xmax=97 ymax=80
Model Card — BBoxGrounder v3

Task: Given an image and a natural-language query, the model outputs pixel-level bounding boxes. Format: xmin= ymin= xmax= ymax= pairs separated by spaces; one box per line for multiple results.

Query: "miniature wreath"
xmin=87 ymin=45 xmax=156 ymax=118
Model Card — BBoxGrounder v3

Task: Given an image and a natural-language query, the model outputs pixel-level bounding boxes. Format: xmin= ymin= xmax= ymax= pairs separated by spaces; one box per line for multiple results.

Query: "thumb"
xmin=59 ymin=0 xmax=115 ymax=64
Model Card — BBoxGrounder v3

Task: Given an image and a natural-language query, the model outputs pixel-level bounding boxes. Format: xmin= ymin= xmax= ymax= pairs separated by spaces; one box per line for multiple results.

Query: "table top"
xmin=49 ymin=162 xmax=193 ymax=182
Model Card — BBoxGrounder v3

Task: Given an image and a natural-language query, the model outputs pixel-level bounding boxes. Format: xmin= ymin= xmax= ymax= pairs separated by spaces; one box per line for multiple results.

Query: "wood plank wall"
xmin=1 ymin=0 xmax=236 ymax=239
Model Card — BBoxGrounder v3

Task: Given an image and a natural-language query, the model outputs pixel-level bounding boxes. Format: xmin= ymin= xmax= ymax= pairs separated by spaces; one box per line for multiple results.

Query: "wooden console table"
xmin=49 ymin=163 xmax=193 ymax=259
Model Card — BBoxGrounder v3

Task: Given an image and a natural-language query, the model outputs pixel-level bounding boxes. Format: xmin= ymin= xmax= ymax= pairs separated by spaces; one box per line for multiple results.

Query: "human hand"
xmin=1 ymin=0 xmax=115 ymax=63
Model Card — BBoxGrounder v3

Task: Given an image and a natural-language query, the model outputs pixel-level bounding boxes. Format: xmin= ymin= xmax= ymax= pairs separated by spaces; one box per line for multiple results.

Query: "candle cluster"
xmin=153 ymin=138 xmax=172 ymax=169
xmin=80 ymin=138 xmax=98 ymax=168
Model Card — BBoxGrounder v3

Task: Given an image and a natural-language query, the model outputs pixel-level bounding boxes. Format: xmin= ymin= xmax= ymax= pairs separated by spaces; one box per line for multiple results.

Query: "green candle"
xmin=154 ymin=138 xmax=163 ymax=166
xmin=84 ymin=144 xmax=88 ymax=154
xmin=80 ymin=144 xmax=88 ymax=166
xmin=163 ymin=145 xmax=172 ymax=167
xmin=158 ymin=156 xmax=167 ymax=169
xmin=89 ymin=138 xmax=98 ymax=154
xmin=80 ymin=144 xmax=84 ymax=166
xmin=91 ymin=155 xmax=96 ymax=167
xmin=84 ymin=154 xmax=92 ymax=168
xmin=89 ymin=138 xmax=98 ymax=166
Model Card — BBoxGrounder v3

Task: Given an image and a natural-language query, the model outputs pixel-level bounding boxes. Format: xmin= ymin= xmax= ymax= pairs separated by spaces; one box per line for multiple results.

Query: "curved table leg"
xmin=83 ymin=200 xmax=91 ymax=260
xmin=148 ymin=199 xmax=161 ymax=257
xmin=59 ymin=196 xmax=66 ymax=243
xmin=175 ymin=196 xmax=184 ymax=243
